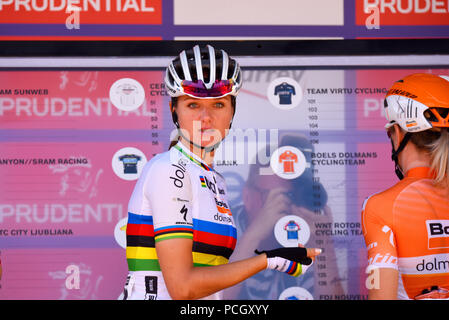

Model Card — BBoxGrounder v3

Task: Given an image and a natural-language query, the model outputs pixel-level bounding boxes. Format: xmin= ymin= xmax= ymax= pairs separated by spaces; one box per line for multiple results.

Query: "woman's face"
xmin=173 ymin=95 xmax=234 ymax=148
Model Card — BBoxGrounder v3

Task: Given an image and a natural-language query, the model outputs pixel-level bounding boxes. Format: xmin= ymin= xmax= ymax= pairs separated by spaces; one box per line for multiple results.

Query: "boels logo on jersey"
xmin=214 ymin=198 xmax=233 ymax=224
xmin=426 ymin=220 xmax=449 ymax=249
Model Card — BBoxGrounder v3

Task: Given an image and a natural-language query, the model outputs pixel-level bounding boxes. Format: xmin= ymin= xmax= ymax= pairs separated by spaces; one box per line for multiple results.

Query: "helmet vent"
xmin=425 ymin=108 xmax=449 ymax=124
xmin=436 ymin=108 xmax=449 ymax=119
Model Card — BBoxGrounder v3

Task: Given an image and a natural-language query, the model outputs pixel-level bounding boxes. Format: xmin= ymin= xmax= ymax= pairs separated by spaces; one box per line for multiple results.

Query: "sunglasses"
xmin=181 ymin=79 xmax=234 ymax=98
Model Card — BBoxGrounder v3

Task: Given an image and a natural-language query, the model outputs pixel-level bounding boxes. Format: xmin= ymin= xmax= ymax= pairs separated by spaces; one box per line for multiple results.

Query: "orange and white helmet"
xmin=384 ymin=73 xmax=449 ymax=132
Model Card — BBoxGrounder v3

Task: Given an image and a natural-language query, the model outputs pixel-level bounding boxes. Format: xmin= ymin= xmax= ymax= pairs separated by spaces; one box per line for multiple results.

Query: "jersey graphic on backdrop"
xmin=279 ymin=150 xmax=298 ymax=174
xmin=267 ymin=77 xmax=304 ymax=111
xmin=109 ymin=78 xmax=145 ymax=112
xmin=112 ymin=147 xmax=147 ymax=181
xmin=284 ymin=220 xmax=301 ymax=241
xmin=274 ymin=215 xmax=310 ymax=247
xmin=274 ymin=82 xmax=296 ymax=105
xmin=270 ymin=146 xmax=307 ymax=180
xmin=117 ymin=84 xmax=138 ymax=107
xmin=279 ymin=287 xmax=314 ymax=300
xmin=119 ymin=154 xmax=142 ymax=174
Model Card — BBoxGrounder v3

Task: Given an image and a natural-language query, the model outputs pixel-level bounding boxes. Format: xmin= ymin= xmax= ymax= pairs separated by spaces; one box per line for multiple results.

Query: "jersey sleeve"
xmin=361 ymin=196 xmax=398 ymax=270
xmin=144 ymin=158 xmax=194 ymax=243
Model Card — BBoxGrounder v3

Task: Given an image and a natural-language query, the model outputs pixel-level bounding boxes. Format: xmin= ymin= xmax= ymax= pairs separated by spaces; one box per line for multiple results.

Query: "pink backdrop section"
xmin=356 ymin=142 xmax=396 ymax=211
xmin=0 ymin=140 xmax=158 ymax=299
xmin=0 ymin=141 xmax=160 ymax=235
xmin=0 ymin=70 xmax=165 ymax=129
xmin=0 ymin=248 xmax=127 ymax=300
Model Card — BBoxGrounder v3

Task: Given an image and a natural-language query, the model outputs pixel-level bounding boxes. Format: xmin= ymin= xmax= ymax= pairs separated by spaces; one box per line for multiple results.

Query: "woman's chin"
xmin=198 ymin=134 xmax=221 ymax=147
xmin=198 ymin=138 xmax=220 ymax=149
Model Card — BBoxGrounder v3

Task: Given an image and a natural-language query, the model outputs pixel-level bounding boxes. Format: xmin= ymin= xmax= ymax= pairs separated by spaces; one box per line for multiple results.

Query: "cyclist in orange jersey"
xmin=361 ymin=73 xmax=449 ymax=300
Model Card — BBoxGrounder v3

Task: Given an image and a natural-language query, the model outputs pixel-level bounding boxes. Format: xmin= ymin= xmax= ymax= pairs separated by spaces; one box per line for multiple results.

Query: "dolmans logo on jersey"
xmin=426 ymin=220 xmax=449 ymax=249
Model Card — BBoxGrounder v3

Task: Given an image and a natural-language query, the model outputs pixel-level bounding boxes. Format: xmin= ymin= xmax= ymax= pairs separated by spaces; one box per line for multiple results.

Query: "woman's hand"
xmin=255 ymin=246 xmax=322 ymax=277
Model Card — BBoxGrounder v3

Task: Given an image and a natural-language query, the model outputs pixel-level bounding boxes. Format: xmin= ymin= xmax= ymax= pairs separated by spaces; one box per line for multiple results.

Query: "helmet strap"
xmin=170 ymin=99 xmax=180 ymax=128
xmin=171 ymin=111 xmax=179 ymax=128
xmin=390 ymin=132 xmax=411 ymax=180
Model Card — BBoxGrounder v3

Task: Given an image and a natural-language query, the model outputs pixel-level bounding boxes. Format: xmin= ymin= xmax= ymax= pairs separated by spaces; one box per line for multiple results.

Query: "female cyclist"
xmin=122 ymin=44 xmax=321 ymax=300
xmin=362 ymin=73 xmax=449 ymax=300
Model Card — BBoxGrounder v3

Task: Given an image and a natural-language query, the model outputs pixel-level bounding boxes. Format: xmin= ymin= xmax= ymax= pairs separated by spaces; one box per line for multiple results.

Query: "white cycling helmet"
xmin=384 ymin=73 xmax=449 ymax=133
xmin=164 ymin=44 xmax=242 ymax=99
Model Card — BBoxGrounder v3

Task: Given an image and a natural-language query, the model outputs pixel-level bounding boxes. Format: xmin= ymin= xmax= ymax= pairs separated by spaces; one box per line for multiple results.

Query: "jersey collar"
xmin=405 ymin=166 xmax=434 ymax=179
xmin=174 ymin=141 xmax=214 ymax=172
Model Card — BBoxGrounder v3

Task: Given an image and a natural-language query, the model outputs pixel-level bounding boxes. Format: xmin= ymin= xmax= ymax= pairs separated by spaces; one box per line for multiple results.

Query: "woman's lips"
xmin=199 ymin=128 xmax=221 ymax=142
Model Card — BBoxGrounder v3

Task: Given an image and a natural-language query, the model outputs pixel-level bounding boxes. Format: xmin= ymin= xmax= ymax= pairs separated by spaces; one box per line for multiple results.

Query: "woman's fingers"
xmin=306 ymin=247 xmax=322 ymax=258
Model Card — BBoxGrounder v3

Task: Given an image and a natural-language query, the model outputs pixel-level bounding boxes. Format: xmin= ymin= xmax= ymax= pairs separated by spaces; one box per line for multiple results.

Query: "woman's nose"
xmin=199 ymin=106 xmax=212 ymax=121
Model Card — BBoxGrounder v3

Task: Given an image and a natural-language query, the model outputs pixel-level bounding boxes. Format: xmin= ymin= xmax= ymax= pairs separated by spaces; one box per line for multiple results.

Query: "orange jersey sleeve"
xmin=362 ymin=190 xmax=398 ymax=270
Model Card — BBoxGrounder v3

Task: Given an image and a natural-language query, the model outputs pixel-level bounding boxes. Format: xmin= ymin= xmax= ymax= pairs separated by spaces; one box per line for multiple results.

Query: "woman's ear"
xmin=392 ymin=124 xmax=405 ymax=150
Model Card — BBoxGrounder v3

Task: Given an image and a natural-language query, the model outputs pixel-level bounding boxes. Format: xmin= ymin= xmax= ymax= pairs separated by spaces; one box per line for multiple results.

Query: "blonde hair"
xmin=429 ymin=129 xmax=449 ymax=188
xmin=410 ymin=128 xmax=449 ymax=189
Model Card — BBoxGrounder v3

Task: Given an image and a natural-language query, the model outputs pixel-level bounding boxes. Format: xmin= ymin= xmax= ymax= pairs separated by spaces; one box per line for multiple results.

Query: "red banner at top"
xmin=0 ymin=0 xmax=162 ymax=24
xmin=356 ymin=0 xmax=449 ymax=26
